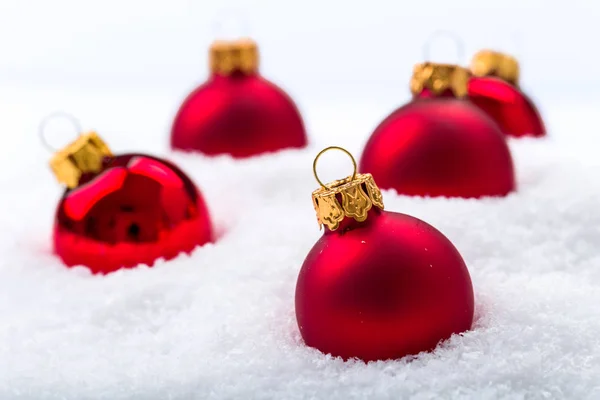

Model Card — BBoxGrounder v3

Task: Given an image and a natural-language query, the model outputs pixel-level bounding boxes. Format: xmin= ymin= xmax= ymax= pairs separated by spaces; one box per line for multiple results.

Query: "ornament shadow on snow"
xmin=41 ymin=113 xmax=214 ymax=274
xmin=170 ymin=37 xmax=307 ymax=158
xmin=296 ymin=146 xmax=475 ymax=362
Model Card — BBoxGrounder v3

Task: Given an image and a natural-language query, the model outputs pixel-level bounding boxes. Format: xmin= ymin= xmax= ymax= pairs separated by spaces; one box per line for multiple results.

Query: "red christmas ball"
xmin=468 ymin=76 xmax=545 ymax=138
xmin=359 ymin=62 xmax=515 ymax=198
xmin=468 ymin=49 xmax=545 ymax=138
xmin=171 ymin=38 xmax=307 ymax=158
xmin=51 ymin=134 xmax=213 ymax=274
xmin=296 ymin=169 xmax=473 ymax=362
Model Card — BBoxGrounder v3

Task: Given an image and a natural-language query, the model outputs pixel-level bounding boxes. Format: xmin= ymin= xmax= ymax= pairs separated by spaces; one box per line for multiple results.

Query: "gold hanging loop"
xmin=312 ymin=146 xmax=357 ymax=189
xmin=311 ymin=147 xmax=383 ymax=231
xmin=422 ymin=30 xmax=466 ymax=64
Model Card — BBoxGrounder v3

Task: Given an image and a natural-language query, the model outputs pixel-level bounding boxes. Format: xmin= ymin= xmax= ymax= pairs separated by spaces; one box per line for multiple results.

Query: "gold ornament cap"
xmin=209 ymin=38 xmax=259 ymax=76
xmin=49 ymin=131 xmax=113 ymax=189
xmin=470 ymin=50 xmax=520 ymax=86
xmin=410 ymin=62 xmax=470 ymax=98
xmin=311 ymin=147 xmax=384 ymax=231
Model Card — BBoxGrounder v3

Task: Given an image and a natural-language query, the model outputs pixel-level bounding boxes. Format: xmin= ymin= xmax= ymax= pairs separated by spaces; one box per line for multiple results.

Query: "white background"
xmin=1 ymin=0 xmax=598 ymax=106
xmin=2 ymin=0 xmax=597 ymax=158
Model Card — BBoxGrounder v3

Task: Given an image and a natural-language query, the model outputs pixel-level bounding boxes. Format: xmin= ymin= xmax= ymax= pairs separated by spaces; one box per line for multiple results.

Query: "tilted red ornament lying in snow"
xmin=171 ymin=38 xmax=307 ymax=158
xmin=50 ymin=132 xmax=213 ymax=274
xmin=295 ymin=147 xmax=474 ymax=362
xmin=468 ymin=49 xmax=546 ymax=138
xmin=359 ymin=62 xmax=516 ymax=198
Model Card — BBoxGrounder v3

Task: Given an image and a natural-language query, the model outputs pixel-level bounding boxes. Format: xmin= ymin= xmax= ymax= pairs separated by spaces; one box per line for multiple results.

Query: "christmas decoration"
xmin=295 ymin=147 xmax=474 ymax=362
xmin=49 ymin=130 xmax=213 ymax=274
xmin=468 ymin=50 xmax=546 ymax=138
xmin=359 ymin=62 xmax=516 ymax=198
xmin=170 ymin=38 xmax=307 ymax=158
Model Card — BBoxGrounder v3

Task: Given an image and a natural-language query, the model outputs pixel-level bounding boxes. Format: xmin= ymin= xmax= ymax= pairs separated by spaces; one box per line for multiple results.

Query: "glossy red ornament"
xmin=359 ymin=63 xmax=515 ymax=198
xmin=468 ymin=76 xmax=545 ymax=138
xmin=296 ymin=165 xmax=473 ymax=362
xmin=171 ymin=38 xmax=307 ymax=158
xmin=468 ymin=49 xmax=545 ymax=138
xmin=53 ymin=152 xmax=213 ymax=274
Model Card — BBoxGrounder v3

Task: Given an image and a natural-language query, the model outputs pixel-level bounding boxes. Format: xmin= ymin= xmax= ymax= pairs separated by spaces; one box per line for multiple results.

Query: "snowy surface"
xmin=1 ymin=87 xmax=600 ymax=399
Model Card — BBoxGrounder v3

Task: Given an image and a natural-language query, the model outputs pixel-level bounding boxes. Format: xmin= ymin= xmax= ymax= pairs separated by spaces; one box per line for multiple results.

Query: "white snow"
xmin=0 ymin=86 xmax=599 ymax=399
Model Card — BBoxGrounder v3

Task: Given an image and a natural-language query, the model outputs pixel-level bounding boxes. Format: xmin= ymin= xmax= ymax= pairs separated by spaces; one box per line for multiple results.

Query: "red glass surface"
xmin=171 ymin=72 xmax=307 ymax=158
xmin=359 ymin=97 xmax=515 ymax=198
xmin=468 ymin=76 xmax=545 ymax=138
xmin=417 ymin=88 xmax=456 ymax=99
xmin=53 ymin=154 xmax=213 ymax=274
xmin=295 ymin=209 xmax=474 ymax=362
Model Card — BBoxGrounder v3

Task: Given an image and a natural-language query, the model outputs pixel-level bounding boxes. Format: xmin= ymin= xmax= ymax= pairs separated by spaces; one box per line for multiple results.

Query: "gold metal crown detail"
xmin=312 ymin=173 xmax=384 ymax=231
xmin=209 ymin=38 xmax=259 ymax=75
xmin=49 ymin=131 xmax=113 ymax=189
xmin=470 ymin=50 xmax=520 ymax=86
xmin=410 ymin=62 xmax=470 ymax=98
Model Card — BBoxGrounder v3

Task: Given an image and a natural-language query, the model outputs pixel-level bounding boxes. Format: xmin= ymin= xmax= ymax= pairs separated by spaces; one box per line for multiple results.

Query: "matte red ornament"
xmin=468 ymin=50 xmax=545 ymax=138
xmin=360 ymin=62 xmax=515 ymax=198
xmin=50 ymin=133 xmax=213 ymax=274
xmin=171 ymin=38 xmax=307 ymax=158
xmin=296 ymin=148 xmax=474 ymax=362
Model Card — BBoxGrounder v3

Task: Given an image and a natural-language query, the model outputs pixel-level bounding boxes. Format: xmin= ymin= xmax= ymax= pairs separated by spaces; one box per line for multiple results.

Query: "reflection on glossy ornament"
xmin=50 ymin=132 xmax=213 ymax=274
xmin=171 ymin=38 xmax=307 ymax=158
xmin=468 ymin=50 xmax=545 ymax=138
xmin=360 ymin=62 xmax=515 ymax=198
xmin=296 ymin=147 xmax=474 ymax=362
